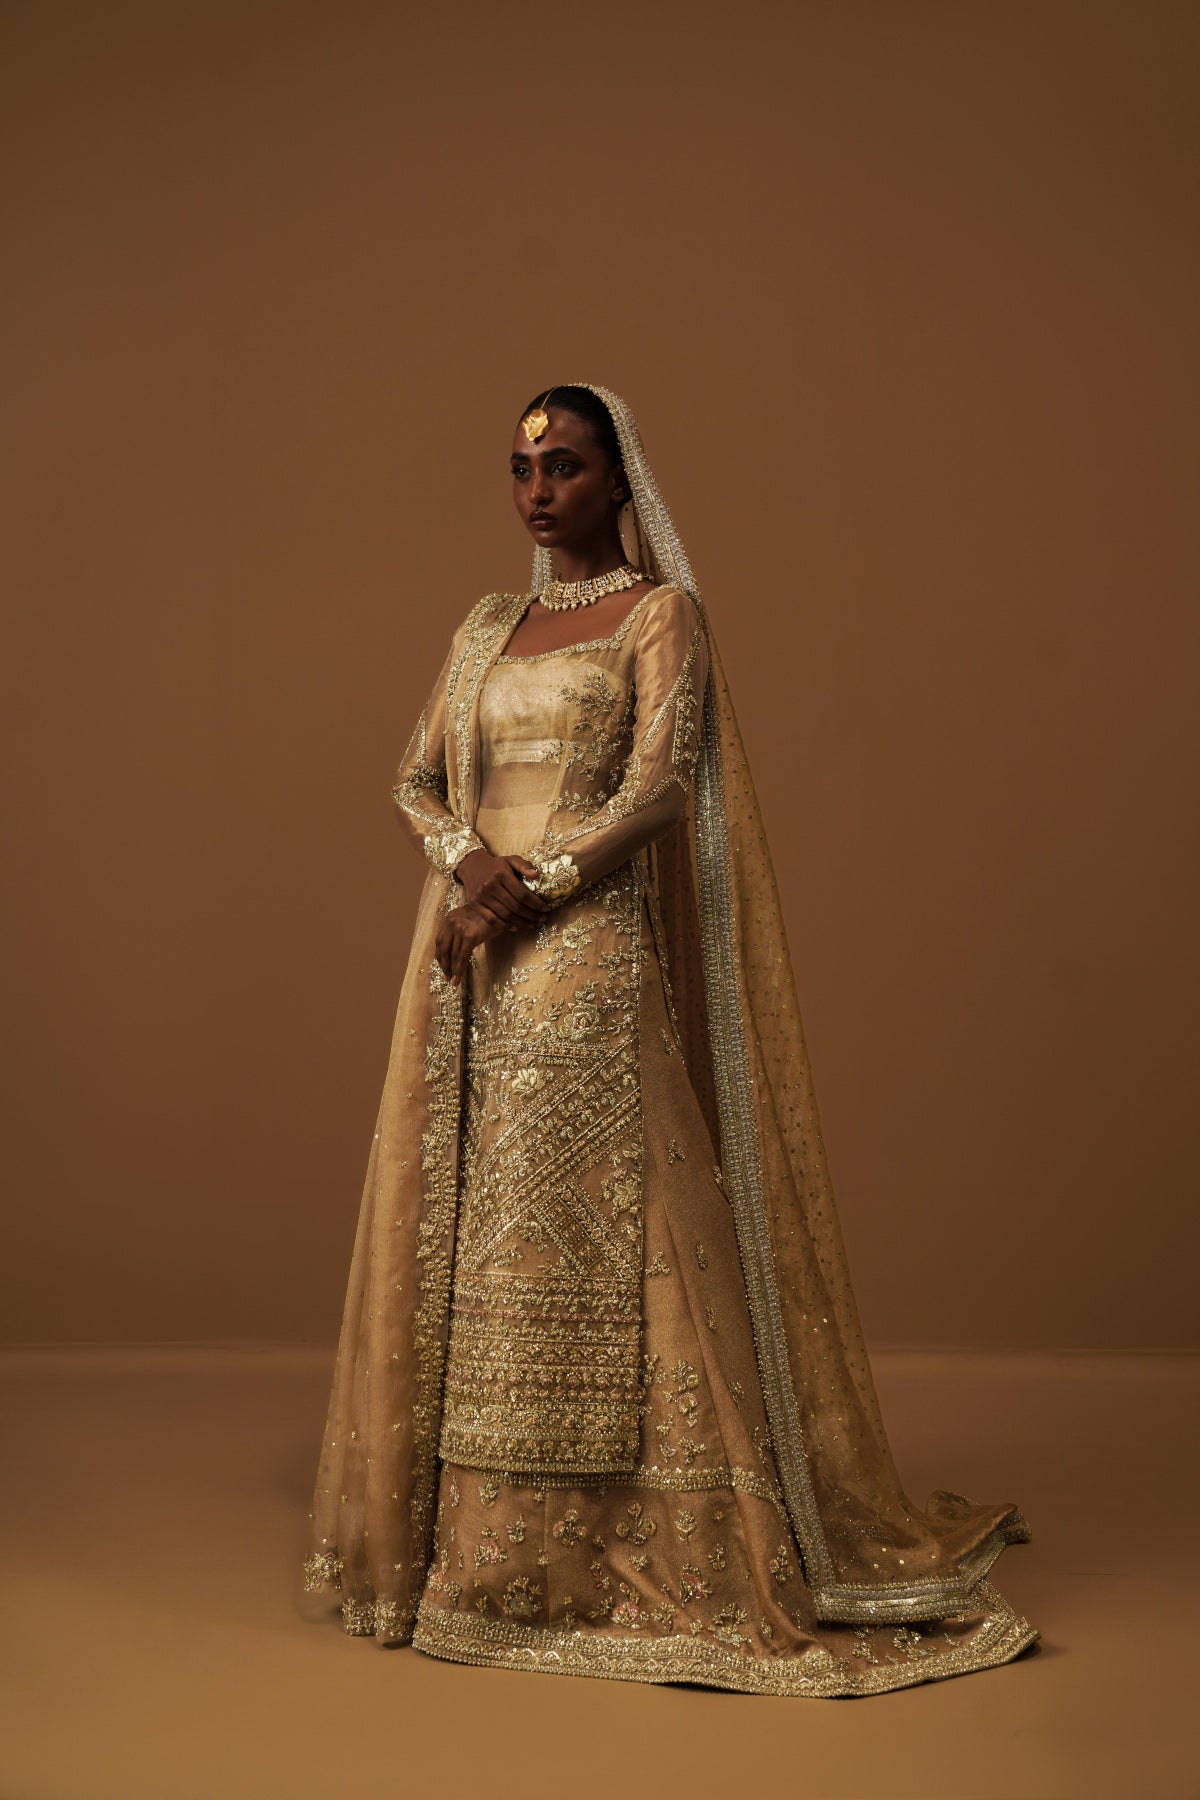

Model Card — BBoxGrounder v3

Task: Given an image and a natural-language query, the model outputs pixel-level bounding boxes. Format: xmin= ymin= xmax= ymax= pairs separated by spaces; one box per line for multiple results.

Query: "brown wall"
xmin=2 ymin=1 xmax=1196 ymax=1348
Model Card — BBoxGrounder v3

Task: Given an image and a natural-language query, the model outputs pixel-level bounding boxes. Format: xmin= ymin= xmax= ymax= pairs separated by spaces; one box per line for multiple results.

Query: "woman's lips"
xmin=530 ymin=514 xmax=555 ymax=528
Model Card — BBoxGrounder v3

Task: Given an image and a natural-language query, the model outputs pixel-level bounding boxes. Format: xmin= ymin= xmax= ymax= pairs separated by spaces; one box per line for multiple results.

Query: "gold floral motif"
xmin=522 ymin=850 xmax=582 ymax=902
xmin=342 ymin=1596 xmax=376 ymax=1636
xmin=710 ymin=1602 xmax=751 ymax=1648
xmin=611 ymin=1589 xmax=647 ymax=1629
xmin=501 ymin=1575 xmax=543 ymax=1619
xmin=769 ymin=1542 xmax=794 ymax=1586
xmin=302 ymin=1549 xmax=343 ymax=1592
xmin=892 ymin=1625 xmax=940 ymax=1660
xmin=422 ymin=821 xmax=485 ymax=879
xmin=615 ymin=1502 xmax=657 ymax=1546
xmin=552 ymin=1509 xmax=587 ymax=1548
xmin=678 ymin=1563 xmax=712 ymax=1603
xmin=474 ymin=1528 xmax=507 ymax=1569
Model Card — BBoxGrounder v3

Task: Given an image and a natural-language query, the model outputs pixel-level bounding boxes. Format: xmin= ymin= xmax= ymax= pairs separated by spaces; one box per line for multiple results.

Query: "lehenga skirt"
xmin=409 ymin=892 xmax=1036 ymax=1696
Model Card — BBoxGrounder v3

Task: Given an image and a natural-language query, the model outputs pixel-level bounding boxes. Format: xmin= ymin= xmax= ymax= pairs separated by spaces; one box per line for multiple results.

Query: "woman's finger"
xmin=471 ymin=898 xmax=510 ymax=932
xmin=494 ymin=869 xmax=551 ymax=921
xmin=508 ymin=863 xmax=551 ymax=908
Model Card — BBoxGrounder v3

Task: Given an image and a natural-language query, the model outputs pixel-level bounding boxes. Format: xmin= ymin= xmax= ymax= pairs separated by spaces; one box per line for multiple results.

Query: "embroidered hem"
xmin=408 ymin=1578 xmax=1038 ymax=1698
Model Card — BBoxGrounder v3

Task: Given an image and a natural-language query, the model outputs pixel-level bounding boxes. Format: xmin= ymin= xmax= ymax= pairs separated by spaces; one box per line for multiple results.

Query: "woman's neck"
xmin=550 ymin=529 xmax=629 ymax=584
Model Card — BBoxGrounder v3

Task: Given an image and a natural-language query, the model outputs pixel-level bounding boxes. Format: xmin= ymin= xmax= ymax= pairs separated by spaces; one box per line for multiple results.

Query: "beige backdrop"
xmin=2 ymin=1 xmax=1195 ymax=1349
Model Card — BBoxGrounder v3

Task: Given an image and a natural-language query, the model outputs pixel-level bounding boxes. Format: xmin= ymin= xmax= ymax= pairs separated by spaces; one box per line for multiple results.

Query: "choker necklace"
xmin=538 ymin=562 xmax=646 ymax=611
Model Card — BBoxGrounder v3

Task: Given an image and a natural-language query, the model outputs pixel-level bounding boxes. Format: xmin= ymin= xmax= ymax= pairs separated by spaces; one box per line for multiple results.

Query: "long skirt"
xmin=409 ymin=886 xmax=1035 ymax=1696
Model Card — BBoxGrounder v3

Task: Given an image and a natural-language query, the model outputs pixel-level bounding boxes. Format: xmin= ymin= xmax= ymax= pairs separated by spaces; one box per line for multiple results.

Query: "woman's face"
xmin=511 ymin=407 xmax=628 ymax=552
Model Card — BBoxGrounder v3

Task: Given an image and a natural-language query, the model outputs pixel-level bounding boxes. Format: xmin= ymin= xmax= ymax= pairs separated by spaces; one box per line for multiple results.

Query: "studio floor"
xmin=1 ymin=1346 xmax=1194 ymax=1800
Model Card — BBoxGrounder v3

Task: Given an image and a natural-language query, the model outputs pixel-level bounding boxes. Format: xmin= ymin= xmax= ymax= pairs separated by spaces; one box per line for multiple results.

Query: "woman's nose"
xmin=529 ymin=466 xmax=551 ymax=504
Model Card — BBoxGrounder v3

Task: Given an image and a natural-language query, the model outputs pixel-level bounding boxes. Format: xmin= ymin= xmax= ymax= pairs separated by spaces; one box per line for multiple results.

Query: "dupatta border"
xmin=693 ymin=667 xmax=1034 ymax=1623
xmin=406 ymin=594 xmax=528 ymax=1576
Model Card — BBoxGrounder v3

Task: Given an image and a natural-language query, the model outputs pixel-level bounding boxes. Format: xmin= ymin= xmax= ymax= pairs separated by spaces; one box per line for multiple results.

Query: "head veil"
xmin=530 ymin=386 xmax=1029 ymax=1622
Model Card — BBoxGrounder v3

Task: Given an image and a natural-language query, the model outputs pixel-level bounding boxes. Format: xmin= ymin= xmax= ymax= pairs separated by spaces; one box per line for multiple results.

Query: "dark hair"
xmin=518 ymin=385 xmax=622 ymax=466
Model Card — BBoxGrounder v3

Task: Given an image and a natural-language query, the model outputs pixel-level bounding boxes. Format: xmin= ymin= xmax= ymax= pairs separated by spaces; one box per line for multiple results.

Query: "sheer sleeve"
xmin=522 ymin=588 xmax=709 ymax=904
xmin=390 ymin=630 xmax=487 ymax=879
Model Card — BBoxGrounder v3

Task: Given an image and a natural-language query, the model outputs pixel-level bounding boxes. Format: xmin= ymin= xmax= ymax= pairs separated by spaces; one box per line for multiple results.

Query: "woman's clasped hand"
xmin=433 ymin=847 xmax=549 ymax=985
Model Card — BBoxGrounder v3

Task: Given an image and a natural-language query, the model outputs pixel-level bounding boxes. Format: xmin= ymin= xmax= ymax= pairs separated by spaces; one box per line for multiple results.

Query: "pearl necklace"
xmin=537 ymin=562 xmax=646 ymax=611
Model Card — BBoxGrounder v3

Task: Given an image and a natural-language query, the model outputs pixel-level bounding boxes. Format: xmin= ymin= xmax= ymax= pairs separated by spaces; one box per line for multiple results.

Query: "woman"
xmin=302 ymin=384 xmax=1038 ymax=1695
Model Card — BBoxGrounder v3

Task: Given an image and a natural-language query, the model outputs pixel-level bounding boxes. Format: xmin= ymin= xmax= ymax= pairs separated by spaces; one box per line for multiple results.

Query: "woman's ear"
xmin=611 ymin=464 xmax=631 ymax=506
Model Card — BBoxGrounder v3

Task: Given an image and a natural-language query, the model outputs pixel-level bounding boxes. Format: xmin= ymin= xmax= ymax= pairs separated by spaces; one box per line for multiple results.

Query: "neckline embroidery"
xmin=494 ymin=585 xmax=668 ymax=664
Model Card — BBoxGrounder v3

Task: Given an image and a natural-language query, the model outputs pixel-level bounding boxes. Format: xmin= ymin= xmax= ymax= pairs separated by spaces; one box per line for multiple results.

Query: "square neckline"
xmin=494 ymin=584 xmax=667 ymax=664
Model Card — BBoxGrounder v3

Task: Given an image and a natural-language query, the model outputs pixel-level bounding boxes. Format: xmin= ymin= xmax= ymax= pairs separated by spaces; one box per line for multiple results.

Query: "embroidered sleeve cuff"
xmin=520 ymin=849 xmax=583 ymax=904
xmin=423 ymin=826 xmax=486 ymax=880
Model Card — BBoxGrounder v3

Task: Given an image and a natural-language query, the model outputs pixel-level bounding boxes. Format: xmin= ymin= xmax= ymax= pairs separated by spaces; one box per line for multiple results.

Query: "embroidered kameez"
xmin=303 ymin=387 xmax=1037 ymax=1696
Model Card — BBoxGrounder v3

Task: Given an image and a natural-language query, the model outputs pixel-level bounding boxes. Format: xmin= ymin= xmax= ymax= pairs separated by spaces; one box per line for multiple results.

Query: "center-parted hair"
xmin=518 ymin=386 xmax=623 ymax=467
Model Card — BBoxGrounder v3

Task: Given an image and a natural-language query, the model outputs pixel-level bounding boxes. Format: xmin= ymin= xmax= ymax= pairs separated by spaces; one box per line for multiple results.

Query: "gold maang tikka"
xmin=520 ymin=388 xmax=556 ymax=442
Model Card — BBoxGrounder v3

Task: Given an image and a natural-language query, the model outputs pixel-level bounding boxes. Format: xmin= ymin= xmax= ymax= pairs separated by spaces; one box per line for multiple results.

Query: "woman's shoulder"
xmin=449 ymin=590 xmax=528 ymax=646
xmin=632 ymin=581 xmax=703 ymax=640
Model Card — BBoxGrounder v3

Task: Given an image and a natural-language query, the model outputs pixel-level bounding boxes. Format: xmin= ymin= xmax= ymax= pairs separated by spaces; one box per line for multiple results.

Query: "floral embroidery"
xmin=611 ymin=1591 xmax=647 ymax=1629
xmin=679 ymin=1563 xmax=712 ymax=1603
xmin=474 ymin=1528 xmax=508 ymax=1569
xmin=501 ymin=1576 xmax=543 ymax=1620
xmin=851 ymin=1630 xmax=882 ymax=1664
xmin=769 ymin=1542 xmax=794 ymax=1586
xmin=615 ymin=1502 xmax=657 ymax=1545
xmin=302 ymin=1550 xmax=343 ymax=1592
xmin=552 ymin=1508 xmax=587 ymax=1547
xmin=710 ymin=1602 xmax=751 ymax=1648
